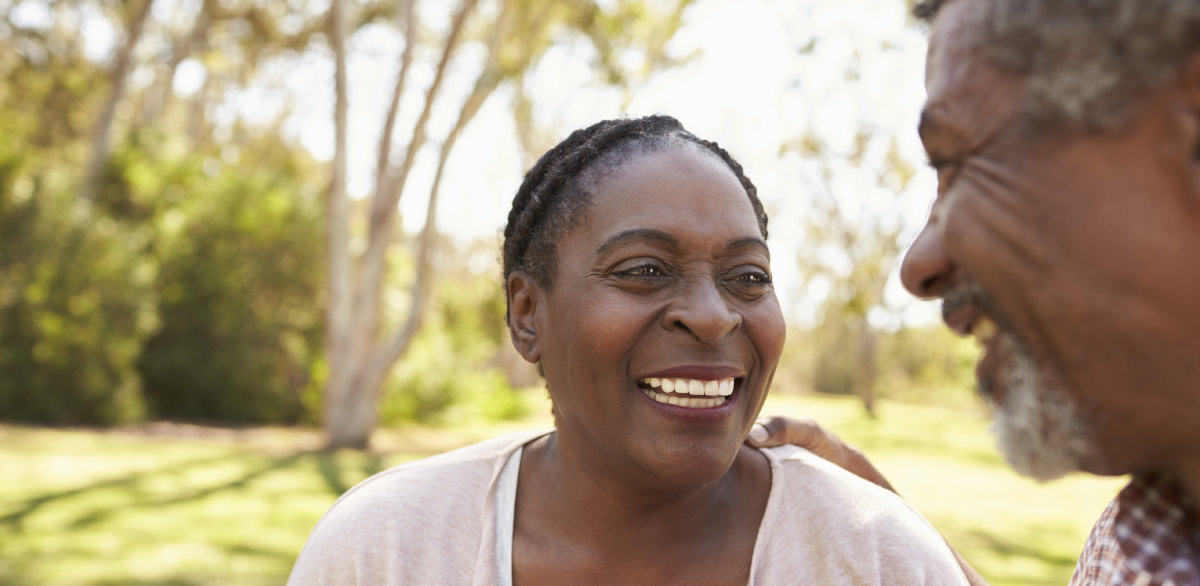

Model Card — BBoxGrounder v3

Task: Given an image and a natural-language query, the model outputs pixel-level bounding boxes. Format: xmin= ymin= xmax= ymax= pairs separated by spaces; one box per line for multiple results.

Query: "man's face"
xmin=902 ymin=0 xmax=1200 ymax=479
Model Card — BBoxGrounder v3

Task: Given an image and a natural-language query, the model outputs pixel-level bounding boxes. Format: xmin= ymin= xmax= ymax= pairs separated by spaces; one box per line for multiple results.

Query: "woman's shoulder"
xmin=758 ymin=443 xmax=931 ymax=527
xmin=751 ymin=444 xmax=970 ymax=584
xmin=286 ymin=429 xmax=549 ymax=586
xmin=319 ymin=429 xmax=547 ymax=520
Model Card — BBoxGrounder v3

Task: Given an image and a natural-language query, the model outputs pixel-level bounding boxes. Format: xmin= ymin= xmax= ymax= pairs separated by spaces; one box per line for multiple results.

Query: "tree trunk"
xmin=80 ymin=0 xmax=155 ymax=203
xmin=323 ymin=0 xmax=480 ymax=450
xmin=857 ymin=322 xmax=878 ymax=418
xmin=324 ymin=0 xmax=360 ymax=448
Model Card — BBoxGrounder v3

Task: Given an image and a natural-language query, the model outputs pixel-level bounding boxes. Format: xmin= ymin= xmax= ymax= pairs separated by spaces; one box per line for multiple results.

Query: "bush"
xmin=137 ymin=139 xmax=325 ymax=425
xmin=0 ymin=146 xmax=150 ymax=424
xmin=377 ymin=269 xmax=524 ymax=425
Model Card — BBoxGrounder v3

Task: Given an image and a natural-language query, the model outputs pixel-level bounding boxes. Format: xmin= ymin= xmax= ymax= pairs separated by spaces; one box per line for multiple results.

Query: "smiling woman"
xmin=286 ymin=116 xmax=971 ymax=585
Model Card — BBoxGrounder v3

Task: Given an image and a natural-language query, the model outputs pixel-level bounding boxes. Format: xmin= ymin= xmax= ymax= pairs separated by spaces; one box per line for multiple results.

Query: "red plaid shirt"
xmin=1071 ymin=473 xmax=1200 ymax=586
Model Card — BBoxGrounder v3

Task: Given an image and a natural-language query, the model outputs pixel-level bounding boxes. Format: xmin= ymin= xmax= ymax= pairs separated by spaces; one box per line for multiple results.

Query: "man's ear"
xmin=507 ymin=271 xmax=542 ymax=364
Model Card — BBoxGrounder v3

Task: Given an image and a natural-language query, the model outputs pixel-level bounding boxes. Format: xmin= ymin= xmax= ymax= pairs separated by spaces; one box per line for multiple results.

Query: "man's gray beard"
xmin=988 ymin=331 xmax=1093 ymax=482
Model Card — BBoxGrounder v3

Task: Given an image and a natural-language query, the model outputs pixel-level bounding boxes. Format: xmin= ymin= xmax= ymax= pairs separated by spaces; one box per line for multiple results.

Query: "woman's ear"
xmin=507 ymin=271 xmax=542 ymax=364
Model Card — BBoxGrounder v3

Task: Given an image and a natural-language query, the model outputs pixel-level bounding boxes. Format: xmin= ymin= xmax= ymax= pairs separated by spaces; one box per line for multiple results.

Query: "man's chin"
xmin=985 ymin=335 xmax=1092 ymax=482
xmin=992 ymin=413 xmax=1083 ymax=482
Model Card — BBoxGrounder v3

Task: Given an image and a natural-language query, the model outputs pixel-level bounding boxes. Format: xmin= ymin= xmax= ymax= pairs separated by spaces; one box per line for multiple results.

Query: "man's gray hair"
xmin=914 ymin=0 xmax=1200 ymax=130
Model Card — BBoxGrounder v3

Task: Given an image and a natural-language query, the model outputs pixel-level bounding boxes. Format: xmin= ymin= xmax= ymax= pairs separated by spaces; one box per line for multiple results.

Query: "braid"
xmin=502 ymin=115 xmax=768 ymax=315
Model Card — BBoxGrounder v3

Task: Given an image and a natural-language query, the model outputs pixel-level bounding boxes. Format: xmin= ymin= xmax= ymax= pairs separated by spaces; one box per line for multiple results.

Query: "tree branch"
xmin=374 ymin=0 xmax=419 ymax=199
xmin=79 ymin=0 xmax=156 ymax=203
xmin=327 ymin=0 xmax=352 ymax=356
xmin=352 ymin=0 xmax=480 ymax=339
xmin=365 ymin=0 xmax=514 ymax=390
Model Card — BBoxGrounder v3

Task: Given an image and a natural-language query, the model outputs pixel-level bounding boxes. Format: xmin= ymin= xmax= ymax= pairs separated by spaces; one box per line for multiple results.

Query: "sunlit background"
xmin=0 ymin=0 xmax=1125 ymax=584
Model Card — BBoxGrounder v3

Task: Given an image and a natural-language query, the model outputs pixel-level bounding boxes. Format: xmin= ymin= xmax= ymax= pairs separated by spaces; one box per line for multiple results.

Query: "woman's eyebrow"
xmin=596 ymin=228 xmax=678 ymax=255
xmin=726 ymin=237 xmax=770 ymax=259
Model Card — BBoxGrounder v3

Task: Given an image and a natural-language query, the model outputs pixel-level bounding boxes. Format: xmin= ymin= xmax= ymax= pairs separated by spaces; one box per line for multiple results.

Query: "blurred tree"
xmin=377 ymin=244 xmax=521 ymax=425
xmin=80 ymin=0 xmax=154 ymax=204
xmin=323 ymin=0 xmax=695 ymax=448
xmin=136 ymin=129 xmax=325 ymax=424
xmin=0 ymin=0 xmax=333 ymax=424
xmin=0 ymin=0 xmax=696 ymax=436
xmin=783 ymin=129 xmax=914 ymax=417
xmin=0 ymin=5 xmax=153 ymax=424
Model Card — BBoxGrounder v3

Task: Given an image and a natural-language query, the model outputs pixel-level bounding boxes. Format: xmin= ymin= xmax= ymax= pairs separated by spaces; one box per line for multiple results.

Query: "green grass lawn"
xmin=0 ymin=393 xmax=1124 ymax=586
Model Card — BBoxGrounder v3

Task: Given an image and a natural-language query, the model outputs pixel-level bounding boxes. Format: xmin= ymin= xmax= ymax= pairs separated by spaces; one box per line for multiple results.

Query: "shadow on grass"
xmin=3 ymin=448 xmax=394 ymax=537
xmin=92 ymin=579 xmax=206 ymax=586
xmin=971 ymin=528 xmax=1080 ymax=566
xmin=63 ymin=452 xmax=313 ymax=530
xmin=966 ymin=527 xmax=1082 ymax=586
xmin=314 ymin=451 xmax=383 ymax=496
xmin=0 ymin=560 xmax=30 ymax=586
xmin=0 ymin=452 xmax=243 ymax=531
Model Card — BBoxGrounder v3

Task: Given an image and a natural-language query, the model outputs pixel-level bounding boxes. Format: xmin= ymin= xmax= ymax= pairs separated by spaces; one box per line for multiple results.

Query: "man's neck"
xmin=1175 ymin=462 xmax=1200 ymax=509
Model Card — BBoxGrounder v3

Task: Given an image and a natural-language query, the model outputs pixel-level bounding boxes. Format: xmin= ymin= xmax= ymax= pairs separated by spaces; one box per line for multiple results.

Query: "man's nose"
xmin=900 ymin=220 xmax=955 ymax=299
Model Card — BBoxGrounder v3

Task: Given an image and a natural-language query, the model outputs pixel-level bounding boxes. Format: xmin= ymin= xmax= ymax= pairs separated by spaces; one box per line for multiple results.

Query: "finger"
xmin=746 ymin=416 xmax=825 ymax=452
xmin=747 ymin=422 xmax=769 ymax=445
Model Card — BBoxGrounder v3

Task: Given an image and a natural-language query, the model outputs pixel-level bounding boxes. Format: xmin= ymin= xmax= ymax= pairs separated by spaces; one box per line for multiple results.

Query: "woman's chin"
xmin=632 ymin=439 xmax=744 ymax=490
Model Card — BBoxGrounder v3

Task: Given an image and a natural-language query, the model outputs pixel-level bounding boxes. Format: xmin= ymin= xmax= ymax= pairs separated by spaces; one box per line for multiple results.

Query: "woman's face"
xmin=525 ymin=146 xmax=785 ymax=488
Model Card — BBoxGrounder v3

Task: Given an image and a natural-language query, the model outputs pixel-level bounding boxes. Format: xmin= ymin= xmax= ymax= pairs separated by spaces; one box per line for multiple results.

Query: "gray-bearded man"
xmin=750 ymin=0 xmax=1200 ymax=583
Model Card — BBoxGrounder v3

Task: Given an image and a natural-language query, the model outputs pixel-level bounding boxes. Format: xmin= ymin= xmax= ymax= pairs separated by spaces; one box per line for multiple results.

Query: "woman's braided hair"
xmin=502 ymin=115 xmax=768 ymax=311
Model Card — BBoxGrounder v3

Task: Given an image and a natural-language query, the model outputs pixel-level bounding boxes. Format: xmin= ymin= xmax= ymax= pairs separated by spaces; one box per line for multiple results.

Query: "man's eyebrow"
xmin=596 ymin=229 xmax=678 ymax=255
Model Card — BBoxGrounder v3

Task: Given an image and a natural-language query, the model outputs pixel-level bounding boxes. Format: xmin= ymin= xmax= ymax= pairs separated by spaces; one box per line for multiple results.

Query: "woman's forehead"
xmin=578 ymin=148 xmax=763 ymax=243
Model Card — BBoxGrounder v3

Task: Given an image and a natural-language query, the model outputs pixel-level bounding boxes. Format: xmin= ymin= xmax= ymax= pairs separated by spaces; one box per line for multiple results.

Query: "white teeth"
xmin=641 ymin=388 xmax=727 ymax=409
xmin=636 ymin=376 xmax=738 ymax=408
xmin=638 ymin=377 xmax=738 ymax=396
xmin=718 ymin=379 xmax=732 ymax=396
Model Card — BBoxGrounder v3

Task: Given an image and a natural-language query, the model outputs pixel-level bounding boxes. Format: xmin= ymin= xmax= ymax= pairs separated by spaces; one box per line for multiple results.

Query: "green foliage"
xmin=779 ymin=320 xmax=978 ymax=407
xmin=137 ymin=132 xmax=326 ymax=425
xmin=378 ymin=269 xmax=528 ymax=425
xmin=874 ymin=324 xmax=980 ymax=407
xmin=0 ymin=128 xmax=150 ymax=425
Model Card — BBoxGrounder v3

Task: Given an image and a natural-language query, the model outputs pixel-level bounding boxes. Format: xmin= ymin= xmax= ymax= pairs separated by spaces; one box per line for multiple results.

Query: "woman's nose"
xmin=663 ymin=278 xmax=741 ymax=343
xmin=900 ymin=220 xmax=955 ymax=299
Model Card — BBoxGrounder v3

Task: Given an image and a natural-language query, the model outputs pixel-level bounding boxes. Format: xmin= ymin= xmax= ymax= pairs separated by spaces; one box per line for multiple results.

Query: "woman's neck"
xmin=512 ymin=432 xmax=771 ymax=585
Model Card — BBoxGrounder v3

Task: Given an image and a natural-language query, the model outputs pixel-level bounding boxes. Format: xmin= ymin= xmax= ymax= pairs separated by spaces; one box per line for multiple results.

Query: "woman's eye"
xmin=614 ymin=263 xmax=666 ymax=279
xmin=725 ymin=268 xmax=772 ymax=296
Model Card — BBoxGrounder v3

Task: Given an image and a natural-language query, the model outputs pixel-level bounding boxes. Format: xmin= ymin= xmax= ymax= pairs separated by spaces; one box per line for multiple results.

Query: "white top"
xmin=287 ymin=430 xmax=969 ymax=585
